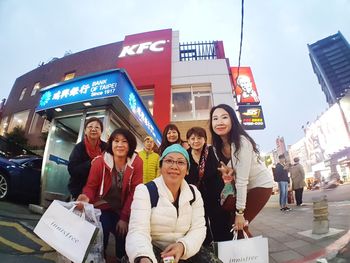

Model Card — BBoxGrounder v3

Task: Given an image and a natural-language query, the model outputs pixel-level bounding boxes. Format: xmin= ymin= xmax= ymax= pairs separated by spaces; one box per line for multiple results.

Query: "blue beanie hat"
xmin=160 ymin=144 xmax=190 ymax=170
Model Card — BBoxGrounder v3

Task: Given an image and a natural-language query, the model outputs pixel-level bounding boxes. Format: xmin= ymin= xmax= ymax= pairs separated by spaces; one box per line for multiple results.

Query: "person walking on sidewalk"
xmin=290 ymin=157 xmax=306 ymax=206
xmin=275 ymin=154 xmax=291 ymax=211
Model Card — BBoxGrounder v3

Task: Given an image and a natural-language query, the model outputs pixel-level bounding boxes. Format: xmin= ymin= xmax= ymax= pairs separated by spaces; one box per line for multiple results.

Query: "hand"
xmin=218 ymin=161 xmax=235 ymax=184
xmin=116 ymin=219 xmax=128 ymax=236
xmin=161 ymin=242 xmax=184 ymax=263
xmin=233 ymin=214 xmax=246 ymax=231
xmin=75 ymin=194 xmax=89 ymax=211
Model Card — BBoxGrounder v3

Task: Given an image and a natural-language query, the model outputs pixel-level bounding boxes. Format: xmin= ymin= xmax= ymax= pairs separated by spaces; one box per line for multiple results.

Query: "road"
xmin=303 ymin=183 xmax=350 ymax=203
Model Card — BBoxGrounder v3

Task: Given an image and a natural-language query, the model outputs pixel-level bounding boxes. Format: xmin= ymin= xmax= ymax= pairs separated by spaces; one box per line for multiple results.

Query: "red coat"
xmin=83 ymin=152 xmax=143 ymax=222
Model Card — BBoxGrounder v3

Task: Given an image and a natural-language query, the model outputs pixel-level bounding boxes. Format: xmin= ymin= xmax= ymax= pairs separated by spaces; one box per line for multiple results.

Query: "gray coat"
xmin=290 ymin=163 xmax=306 ymax=190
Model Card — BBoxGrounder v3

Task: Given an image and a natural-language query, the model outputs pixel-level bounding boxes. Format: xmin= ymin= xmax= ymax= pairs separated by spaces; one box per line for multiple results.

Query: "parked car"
xmin=0 ymin=155 xmax=42 ymax=204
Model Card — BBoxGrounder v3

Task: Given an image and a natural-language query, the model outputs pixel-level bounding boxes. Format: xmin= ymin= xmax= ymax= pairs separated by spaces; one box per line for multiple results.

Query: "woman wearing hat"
xmin=124 ymin=144 xmax=221 ymax=263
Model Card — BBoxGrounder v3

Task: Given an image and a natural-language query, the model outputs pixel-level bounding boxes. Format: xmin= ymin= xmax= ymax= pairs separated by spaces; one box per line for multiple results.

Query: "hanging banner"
xmin=238 ymin=105 xmax=266 ymax=130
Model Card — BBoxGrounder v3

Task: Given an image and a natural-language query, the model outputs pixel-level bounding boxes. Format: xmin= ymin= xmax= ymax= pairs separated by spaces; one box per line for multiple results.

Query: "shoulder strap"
xmin=145 ymin=181 xmax=159 ymax=208
xmin=189 ymin=184 xmax=196 ymax=205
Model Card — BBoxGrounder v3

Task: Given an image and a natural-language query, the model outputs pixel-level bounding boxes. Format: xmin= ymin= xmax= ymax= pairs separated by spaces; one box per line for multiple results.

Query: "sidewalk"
xmin=249 ymin=194 xmax=350 ymax=263
xmin=0 ymin=195 xmax=349 ymax=263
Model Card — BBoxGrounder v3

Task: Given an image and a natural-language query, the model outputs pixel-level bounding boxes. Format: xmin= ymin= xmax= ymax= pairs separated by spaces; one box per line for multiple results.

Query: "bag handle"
xmin=68 ymin=204 xmax=86 ymax=221
xmin=232 ymin=229 xmax=249 ymax=240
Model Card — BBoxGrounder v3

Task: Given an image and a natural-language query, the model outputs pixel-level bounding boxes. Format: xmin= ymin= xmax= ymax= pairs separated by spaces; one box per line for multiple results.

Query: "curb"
xmin=284 ymin=230 xmax=350 ymax=263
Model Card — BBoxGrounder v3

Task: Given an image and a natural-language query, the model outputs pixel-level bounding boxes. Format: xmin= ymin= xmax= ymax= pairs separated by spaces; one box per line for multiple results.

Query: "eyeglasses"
xmin=163 ymin=158 xmax=187 ymax=168
xmin=86 ymin=126 xmax=101 ymax=130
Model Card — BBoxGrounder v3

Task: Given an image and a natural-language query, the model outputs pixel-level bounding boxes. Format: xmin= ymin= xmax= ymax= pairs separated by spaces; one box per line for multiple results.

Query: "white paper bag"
xmin=34 ymin=200 xmax=98 ymax=263
xmin=216 ymin=233 xmax=269 ymax=263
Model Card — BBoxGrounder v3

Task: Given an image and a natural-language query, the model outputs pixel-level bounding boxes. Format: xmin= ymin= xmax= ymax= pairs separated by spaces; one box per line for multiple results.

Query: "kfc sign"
xmin=119 ymin=40 xmax=167 ymax=58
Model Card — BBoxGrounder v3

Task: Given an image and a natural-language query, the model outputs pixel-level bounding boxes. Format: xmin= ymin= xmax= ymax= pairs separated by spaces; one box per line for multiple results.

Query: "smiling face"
xmin=161 ymin=152 xmax=188 ymax=188
xmin=112 ymin=134 xmax=129 ymax=159
xmin=84 ymin=120 xmax=102 ymax=141
xmin=188 ymin=134 xmax=205 ymax=151
xmin=166 ymin=129 xmax=179 ymax=143
xmin=211 ymin=107 xmax=232 ymax=138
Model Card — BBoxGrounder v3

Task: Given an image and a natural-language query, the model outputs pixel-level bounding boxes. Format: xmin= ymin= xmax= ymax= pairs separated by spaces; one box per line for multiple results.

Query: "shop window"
xmin=139 ymin=89 xmax=155 ymax=115
xmin=7 ymin=110 xmax=30 ymax=133
xmin=19 ymin=88 xmax=27 ymax=101
xmin=31 ymin=82 xmax=40 ymax=96
xmin=0 ymin=116 xmax=8 ymax=136
xmin=171 ymin=85 xmax=212 ymax=121
xmin=64 ymin=72 xmax=76 ymax=81
xmin=29 ymin=113 xmax=41 ymax=134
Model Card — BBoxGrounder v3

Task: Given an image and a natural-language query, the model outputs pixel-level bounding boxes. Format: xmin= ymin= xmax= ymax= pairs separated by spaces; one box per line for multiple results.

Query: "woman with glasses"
xmin=68 ymin=117 xmax=107 ymax=199
xmin=77 ymin=128 xmax=143 ymax=261
xmin=158 ymin=123 xmax=182 ymax=155
xmin=124 ymin=144 xmax=221 ymax=263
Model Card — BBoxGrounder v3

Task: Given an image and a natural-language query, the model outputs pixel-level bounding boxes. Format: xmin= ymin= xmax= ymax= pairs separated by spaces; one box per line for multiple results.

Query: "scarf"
xmin=84 ymin=136 xmax=102 ymax=159
xmin=197 ymin=144 xmax=209 ymax=186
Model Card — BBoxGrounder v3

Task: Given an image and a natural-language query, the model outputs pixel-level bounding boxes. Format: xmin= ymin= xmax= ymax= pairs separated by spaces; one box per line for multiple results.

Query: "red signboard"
xmin=116 ymin=29 xmax=172 ymax=130
xmin=231 ymin=67 xmax=260 ymax=105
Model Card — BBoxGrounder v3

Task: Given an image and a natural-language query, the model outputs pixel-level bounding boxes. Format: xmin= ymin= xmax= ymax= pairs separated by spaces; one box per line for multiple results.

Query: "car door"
xmin=20 ymin=159 xmax=42 ymax=196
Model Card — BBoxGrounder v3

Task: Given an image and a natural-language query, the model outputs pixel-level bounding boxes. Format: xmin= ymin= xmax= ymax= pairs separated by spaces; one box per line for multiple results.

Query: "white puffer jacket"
xmin=125 ymin=176 xmax=206 ymax=263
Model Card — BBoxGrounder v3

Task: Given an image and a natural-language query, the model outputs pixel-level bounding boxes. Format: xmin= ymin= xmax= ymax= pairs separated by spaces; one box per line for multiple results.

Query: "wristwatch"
xmin=235 ymin=208 xmax=245 ymax=215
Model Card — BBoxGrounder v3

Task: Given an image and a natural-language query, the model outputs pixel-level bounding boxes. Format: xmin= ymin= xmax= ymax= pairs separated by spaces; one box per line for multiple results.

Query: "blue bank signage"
xmin=37 ymin=70 xmax=161 ymax=143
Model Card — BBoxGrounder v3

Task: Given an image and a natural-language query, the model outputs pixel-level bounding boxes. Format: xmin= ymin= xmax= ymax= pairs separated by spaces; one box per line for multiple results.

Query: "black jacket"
xmin=274 ymin=163 xmax=289 ymax=182
xmin=67 ymin=140 xmax=107 ymax=198
xmin=199 ymin=146 xmax=233 ymax=243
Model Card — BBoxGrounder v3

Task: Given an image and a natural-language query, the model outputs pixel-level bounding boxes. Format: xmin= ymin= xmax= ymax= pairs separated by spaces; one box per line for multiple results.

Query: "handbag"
xmin=288 ymin=190 xmax=295 ymax=204
xmin=215 ymin=230 xmax=269 ymax=263
xmin=34 ymin=200 xmax=99 ymax=263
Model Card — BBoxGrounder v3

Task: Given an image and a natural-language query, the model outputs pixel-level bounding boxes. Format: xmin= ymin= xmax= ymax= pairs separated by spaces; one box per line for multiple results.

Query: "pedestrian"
xmin=67 ymin=117 xmax=107 ymax=199
xmin=77 ymin=128 xmax=143 ymax=261
xmin=124 ymin=144 xmax=222 ymax=263
xmin=275 ymin=154 xmax=291 ymax=211
xmin=207 ymin=104 xmax=273 ymax=239
xmin=290 ymin=157 xmax=306 ymax=206
xmin=158 ymin=124 xmax=182 ymax=155
xmin=139 ymin=136 xmax=160 ymax=183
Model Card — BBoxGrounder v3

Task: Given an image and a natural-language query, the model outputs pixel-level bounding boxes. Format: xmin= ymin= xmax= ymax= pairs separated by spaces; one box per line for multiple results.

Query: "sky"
xmin=1 ymin=0 xmax=350 ymax=153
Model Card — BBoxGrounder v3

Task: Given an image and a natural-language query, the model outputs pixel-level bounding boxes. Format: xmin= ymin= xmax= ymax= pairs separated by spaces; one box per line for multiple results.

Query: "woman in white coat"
xmin=124 ymin=144 xmax=221 ymax=263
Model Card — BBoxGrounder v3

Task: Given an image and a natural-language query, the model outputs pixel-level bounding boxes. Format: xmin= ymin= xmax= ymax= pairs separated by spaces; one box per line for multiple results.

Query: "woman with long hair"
xmin=208 ymin=104 xmax=273 ymax=238
xmin=158 ymin=124 xmax=182 ymax=155
xmin=77 ymin=128 xmax=143 ymax=260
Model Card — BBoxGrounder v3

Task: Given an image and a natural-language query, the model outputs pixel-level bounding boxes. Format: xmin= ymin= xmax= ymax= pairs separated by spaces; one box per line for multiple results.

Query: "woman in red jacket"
xmin=77 ymin=128 xmax=143 ymax=260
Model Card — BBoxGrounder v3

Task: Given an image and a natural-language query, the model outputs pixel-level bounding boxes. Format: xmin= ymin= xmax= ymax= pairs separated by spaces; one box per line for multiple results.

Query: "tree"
xmin=5 ymin=126 xmax=28 ymax=147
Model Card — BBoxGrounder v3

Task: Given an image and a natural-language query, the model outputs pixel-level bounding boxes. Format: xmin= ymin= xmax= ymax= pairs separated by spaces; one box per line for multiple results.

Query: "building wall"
xmin=1 ymin=42 xmax=123 ymax=147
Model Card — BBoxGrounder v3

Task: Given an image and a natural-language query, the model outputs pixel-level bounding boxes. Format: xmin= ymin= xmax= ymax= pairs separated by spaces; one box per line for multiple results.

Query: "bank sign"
xmin=36 ymin=69 xmax=162 ymax=143
xmin=238 ymin=105 xmax=266 ymax=130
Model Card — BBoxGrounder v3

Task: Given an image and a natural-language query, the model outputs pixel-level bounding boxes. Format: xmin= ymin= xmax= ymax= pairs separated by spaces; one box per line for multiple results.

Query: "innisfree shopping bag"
xmin=34 ymin=200 xmax=98 ymax=263
xmin=215 ymin=231 xmax=269 ymax=263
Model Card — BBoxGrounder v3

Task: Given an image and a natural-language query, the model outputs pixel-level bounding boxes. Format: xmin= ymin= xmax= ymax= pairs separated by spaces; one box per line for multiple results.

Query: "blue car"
xmin=0 ymin=155 xmax=42 ymax=204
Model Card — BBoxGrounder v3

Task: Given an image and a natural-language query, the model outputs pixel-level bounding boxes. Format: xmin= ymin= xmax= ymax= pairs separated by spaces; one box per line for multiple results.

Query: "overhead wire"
xmin=237 ymin=0 xmax=245 ymax=78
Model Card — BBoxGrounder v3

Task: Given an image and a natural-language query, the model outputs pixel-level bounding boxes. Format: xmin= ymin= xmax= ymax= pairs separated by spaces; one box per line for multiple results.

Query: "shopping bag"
xmin=215 ymin=231 xmax=269 ymax=263
xmin=55 ymin=201 xmax=105 ymax=263
xmin=288 ymin=190 xmax=295 ymax=204
xmin=34 ymin=200 xmax=98 ymax=263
